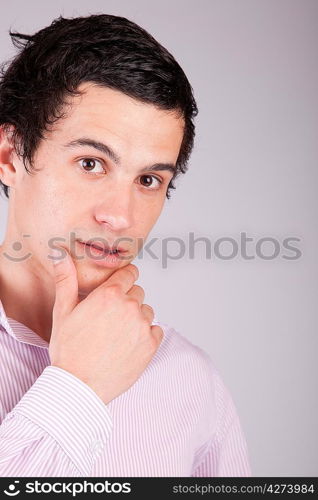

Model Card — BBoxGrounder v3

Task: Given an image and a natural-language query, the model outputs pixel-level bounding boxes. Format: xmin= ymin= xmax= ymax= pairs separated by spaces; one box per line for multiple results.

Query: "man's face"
xmin=4 ymin=83 xmax=184 ymax=295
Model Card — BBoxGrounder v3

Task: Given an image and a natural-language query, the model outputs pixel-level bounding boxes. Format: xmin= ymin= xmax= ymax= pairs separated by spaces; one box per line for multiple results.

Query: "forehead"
xmin=48 ymin=82 xmax=185 ymax=158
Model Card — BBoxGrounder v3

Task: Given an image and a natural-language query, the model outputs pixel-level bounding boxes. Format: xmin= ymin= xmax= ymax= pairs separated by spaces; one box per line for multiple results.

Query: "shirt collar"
xmin=0 ymin=299 xmax=49 ymax=349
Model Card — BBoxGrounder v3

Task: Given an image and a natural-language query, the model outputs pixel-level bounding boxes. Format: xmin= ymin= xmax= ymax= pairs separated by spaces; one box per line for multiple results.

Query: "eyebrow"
xmin=63 ymin=138 xmax=177 ymax=175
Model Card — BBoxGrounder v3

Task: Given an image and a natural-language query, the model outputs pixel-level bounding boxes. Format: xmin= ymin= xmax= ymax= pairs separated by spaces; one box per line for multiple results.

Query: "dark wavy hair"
xmin=0 ymin=14 xmax=198 ymax=199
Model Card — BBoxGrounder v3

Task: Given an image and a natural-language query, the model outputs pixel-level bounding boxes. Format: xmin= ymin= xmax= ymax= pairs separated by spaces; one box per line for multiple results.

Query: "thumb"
xmin=51 ymin=246 xmax=79 ymax=320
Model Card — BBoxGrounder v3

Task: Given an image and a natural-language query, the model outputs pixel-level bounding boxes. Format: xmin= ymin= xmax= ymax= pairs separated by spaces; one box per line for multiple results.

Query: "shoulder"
xmin=151 ymin=318 xmax=219 ymax=398
xmin=154 ymin=318 xmax=213 ymax=361
xmin=150 ymin=319 xmax=248 ymax=452
xmin=151 ymin=319 xmax=239 ymax=419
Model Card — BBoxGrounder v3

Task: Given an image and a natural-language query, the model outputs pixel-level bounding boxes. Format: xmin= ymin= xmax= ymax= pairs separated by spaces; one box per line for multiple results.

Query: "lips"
xmin=78 ymin=240 xmax=128 ymax=254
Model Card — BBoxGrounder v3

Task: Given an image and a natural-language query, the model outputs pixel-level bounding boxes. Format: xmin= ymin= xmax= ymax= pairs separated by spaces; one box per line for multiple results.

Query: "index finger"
xmin=103 ymin=263 xmax=139 ymax=293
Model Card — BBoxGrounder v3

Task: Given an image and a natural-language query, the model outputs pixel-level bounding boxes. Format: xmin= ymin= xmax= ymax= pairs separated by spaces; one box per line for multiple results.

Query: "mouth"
xmin=77 ymin=239 xmax=128 ymax=255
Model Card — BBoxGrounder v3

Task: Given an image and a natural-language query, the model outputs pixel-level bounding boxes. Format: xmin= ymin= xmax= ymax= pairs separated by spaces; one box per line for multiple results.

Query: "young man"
xmin=0 ymin=14 xmax=251 ymax=476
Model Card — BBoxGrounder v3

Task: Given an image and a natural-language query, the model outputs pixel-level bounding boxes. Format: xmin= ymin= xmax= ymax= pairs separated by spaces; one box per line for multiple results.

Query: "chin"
xmin=75 ymin=261 xmax=118 ymax=297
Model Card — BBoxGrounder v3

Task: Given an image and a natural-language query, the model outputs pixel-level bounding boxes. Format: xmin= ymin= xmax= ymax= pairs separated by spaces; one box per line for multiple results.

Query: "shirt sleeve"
xmin=191 ymin=368 xmax=252 ymax=477
xmin=0 ymin=365 xmax=113 ymax=477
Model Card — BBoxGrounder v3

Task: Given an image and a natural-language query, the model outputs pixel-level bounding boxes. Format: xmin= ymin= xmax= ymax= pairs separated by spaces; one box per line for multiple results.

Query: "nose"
xmin=94 ymin=184 xmax=135 ymax=232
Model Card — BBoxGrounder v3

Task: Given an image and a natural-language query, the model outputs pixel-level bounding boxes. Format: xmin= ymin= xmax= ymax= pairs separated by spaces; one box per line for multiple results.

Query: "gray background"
xmin=0 ymin=0 xmax=317 ymax=476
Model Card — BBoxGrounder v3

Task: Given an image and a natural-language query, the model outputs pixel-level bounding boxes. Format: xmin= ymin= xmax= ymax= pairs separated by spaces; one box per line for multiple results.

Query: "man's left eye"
xmin=79 ymin=158 xmax=104 ymax=174
xmin=139 ymin=175 xmax=162 ymax=189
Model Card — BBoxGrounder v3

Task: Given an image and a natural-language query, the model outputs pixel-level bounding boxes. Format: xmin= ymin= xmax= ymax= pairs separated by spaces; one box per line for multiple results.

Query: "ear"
xmin=0 ymin=125 xmax=19 ymax=190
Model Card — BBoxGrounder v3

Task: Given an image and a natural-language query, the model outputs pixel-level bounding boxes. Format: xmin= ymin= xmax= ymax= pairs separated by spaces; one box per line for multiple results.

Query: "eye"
xmin=139 ymin=174 xmax=163 ymax=190
xmin=77 ymin=158 xmax=163 ymax=190
xmin=78 ymin=158 xmax=105 ymax=174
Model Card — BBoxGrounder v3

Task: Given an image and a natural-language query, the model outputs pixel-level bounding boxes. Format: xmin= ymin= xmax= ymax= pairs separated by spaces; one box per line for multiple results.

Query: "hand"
xmin=49 ymin=247 xmax=163 ymax=404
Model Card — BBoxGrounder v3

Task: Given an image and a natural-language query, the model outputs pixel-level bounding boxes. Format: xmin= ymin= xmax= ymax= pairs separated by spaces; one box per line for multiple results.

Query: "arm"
xmin=191 ymin=369 xmax=251 ymax=477
xmin=0 ymin=366 xmax=112 ymax=476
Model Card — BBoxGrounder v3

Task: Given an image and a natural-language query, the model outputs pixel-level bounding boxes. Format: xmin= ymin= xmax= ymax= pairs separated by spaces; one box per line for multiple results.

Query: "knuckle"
xmin=132 ymin=285 xmax=145 ymax=300
xmin=140 ymin=316 xmax=150 ymax=329
xmin=127 ymin=263 xmax=139 ymax=279
xmin=105 ymin=284 xmax=122 ymax=298
xmin=153 ymin=326 xmax=163 ymax=343
xmin=126 ymin=297 xmax=139 ymax=309
xmin=142 ymin=303 xmax=153 ymax=314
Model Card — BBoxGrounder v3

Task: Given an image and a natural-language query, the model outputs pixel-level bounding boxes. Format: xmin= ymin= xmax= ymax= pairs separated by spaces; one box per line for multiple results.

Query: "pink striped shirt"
xmin=0 ymin=298 xmax=251 ymax=477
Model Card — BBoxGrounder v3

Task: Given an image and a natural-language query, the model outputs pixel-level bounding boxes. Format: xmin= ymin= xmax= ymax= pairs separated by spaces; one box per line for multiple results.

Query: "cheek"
xmin=137 ymin=196 xmax=165 ymax=231
xmin=18 ymin=175 xmax=75 ymax=242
